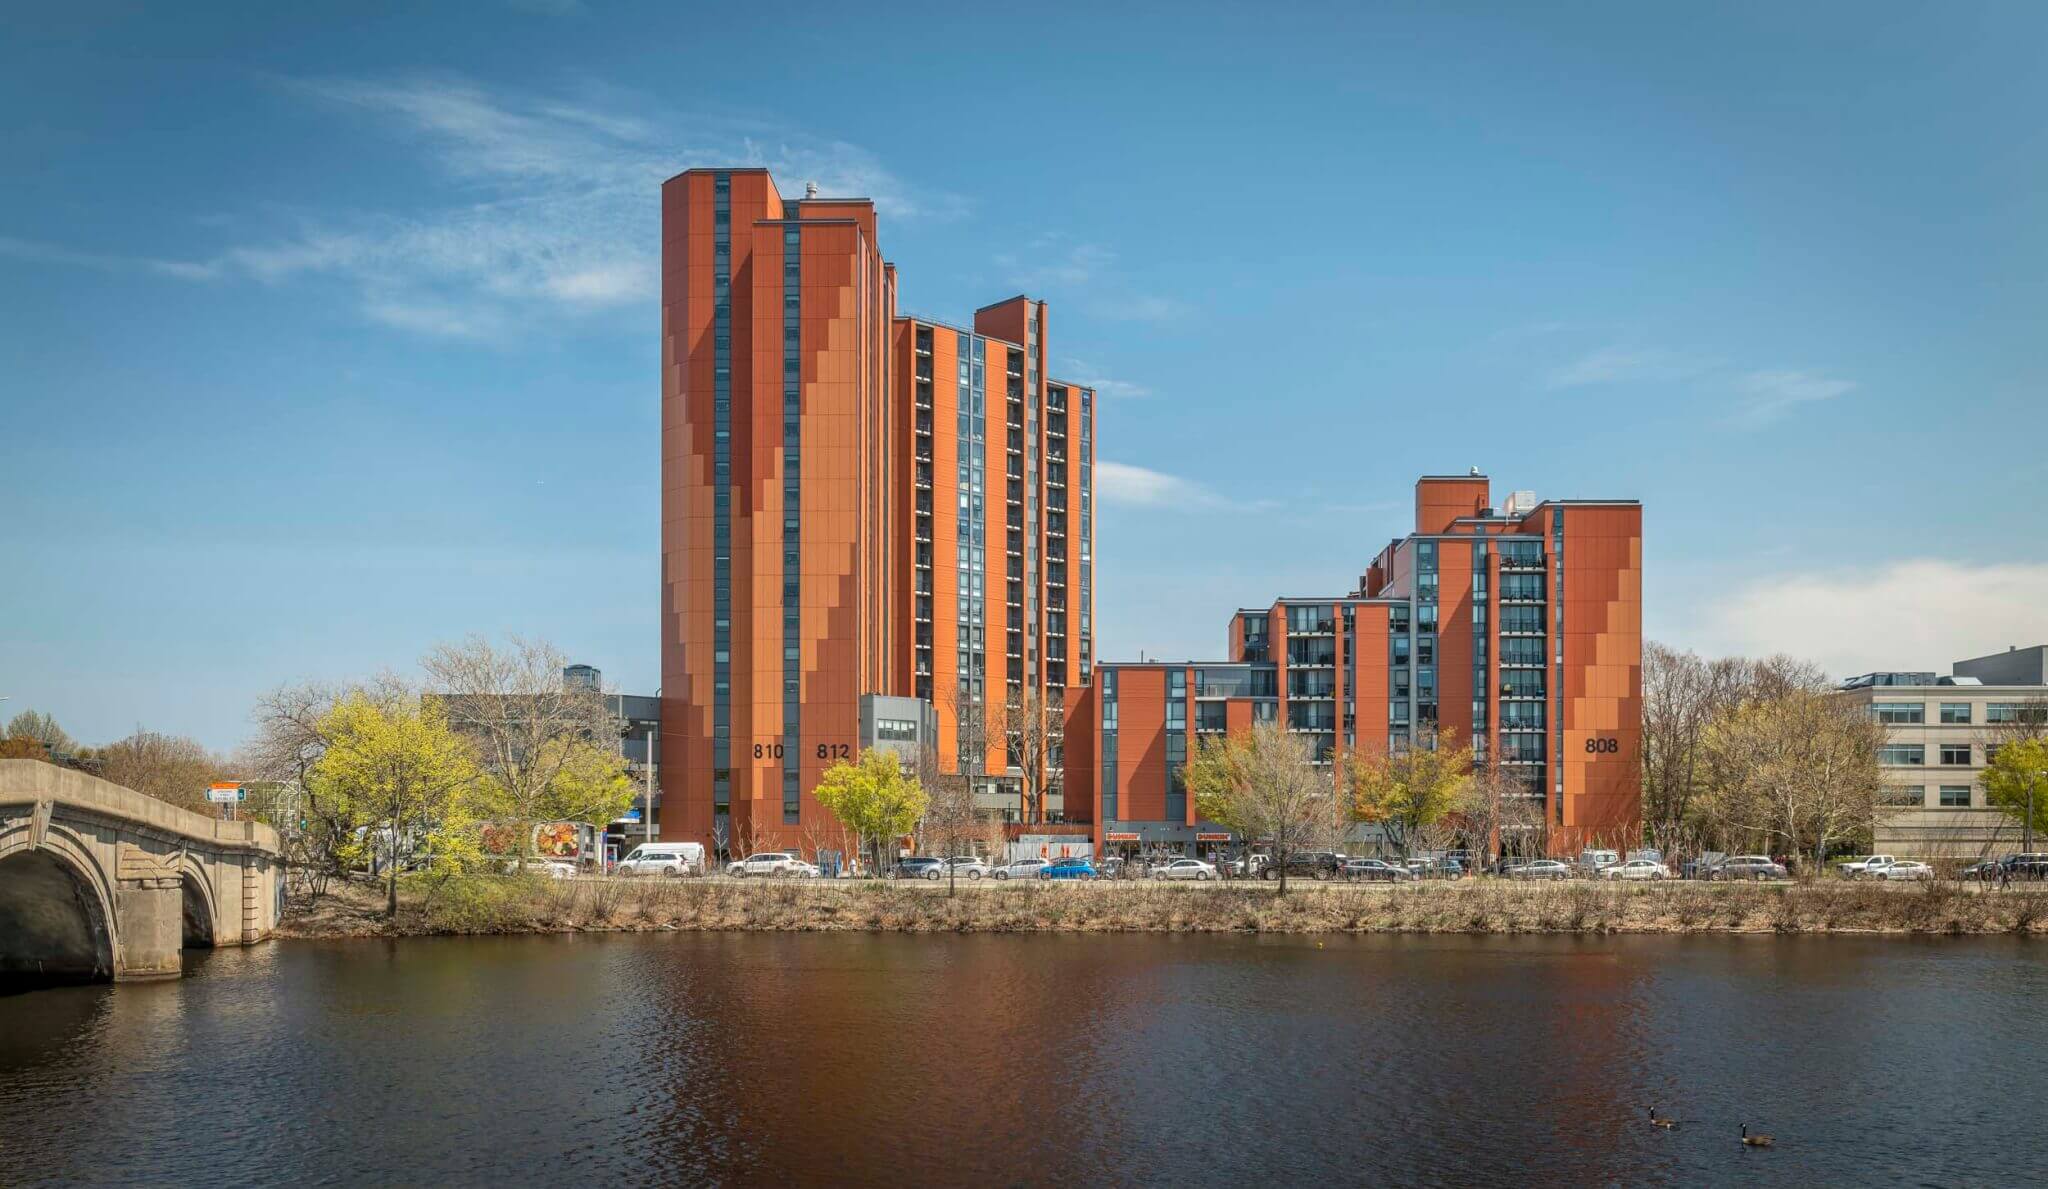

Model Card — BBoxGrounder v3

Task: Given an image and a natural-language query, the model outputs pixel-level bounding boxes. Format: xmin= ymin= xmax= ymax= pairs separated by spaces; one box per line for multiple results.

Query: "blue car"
xmin=1037 ymin=858 xmax=1100 ymax=881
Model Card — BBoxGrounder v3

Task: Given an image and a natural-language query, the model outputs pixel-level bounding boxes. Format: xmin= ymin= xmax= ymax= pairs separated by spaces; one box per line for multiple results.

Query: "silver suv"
xmin=732 ymin=851 xmax=803 ymax=878
xmin=1710 ymin=855 xmax=1787 ymax=881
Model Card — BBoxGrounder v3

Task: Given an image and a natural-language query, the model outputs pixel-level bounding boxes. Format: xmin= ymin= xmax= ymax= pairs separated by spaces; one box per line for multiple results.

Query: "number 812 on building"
xmin=753 ymin=743 xmax=852 ymax=761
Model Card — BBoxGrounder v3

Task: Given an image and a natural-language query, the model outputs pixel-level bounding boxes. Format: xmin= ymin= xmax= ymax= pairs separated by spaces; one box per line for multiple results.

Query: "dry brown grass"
xmin=274 ymin=874 xmax=2048 ymax=938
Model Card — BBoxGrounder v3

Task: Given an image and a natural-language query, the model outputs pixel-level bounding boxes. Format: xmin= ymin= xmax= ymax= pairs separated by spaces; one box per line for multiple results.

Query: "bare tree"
xmin=1456 ymin=759 xmax=1530 ymax=868
xmin=4 ymin=709 xmax=74 ymax=753
xmin=1700 ymin=688 xmax=1884 ymax=875
xmin=921 ymin=769 xmax=982 ymax=896
xmin=422 ymin=636 xmax=625 ymax=870
xmin=1187 ymin=721 xmax=1345 ymax=895
xmin=1642 ymin=643 xmax=1833 ymax=851
xmin=1498 ymin=791 xmax=1550 ymax=864
xmin=1002 ymin=686 xmax=1062 ymax=825
xmin=97 ymin=730 xmax=228 ymax=813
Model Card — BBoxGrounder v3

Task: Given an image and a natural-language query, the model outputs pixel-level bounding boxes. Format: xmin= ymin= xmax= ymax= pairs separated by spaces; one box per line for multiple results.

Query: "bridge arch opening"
xmin=0 ymin=849 xmax=115 ymax=990
xmin=181 ymin=872 xmax=215 ymax=949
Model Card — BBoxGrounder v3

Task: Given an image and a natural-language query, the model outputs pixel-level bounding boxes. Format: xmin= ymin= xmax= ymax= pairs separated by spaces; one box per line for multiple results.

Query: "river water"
xmin=1 ymin=932 xmax=2041 ymax=1186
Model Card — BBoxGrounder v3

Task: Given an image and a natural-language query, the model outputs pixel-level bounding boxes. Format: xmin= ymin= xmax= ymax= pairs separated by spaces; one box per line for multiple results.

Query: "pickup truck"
xmin=1839 ymin=854 xmax=1898 ymax=879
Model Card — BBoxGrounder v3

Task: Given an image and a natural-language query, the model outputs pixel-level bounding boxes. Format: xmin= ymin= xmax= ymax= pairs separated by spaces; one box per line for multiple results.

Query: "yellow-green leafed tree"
xmin=812 ymin=748 xmax=927 ymax=878
xmin=313 ymin=691 xmax=480 ymax=917
xmin=423 ymin=635 xmax=628 ymax=870
xmin=1983 ymin=737 xmax=2048 ymax=844
xmin=1347 ymin=726 xmax=1472 ymax=858
xmin=471 ymin=737 xmax=637 ymax=863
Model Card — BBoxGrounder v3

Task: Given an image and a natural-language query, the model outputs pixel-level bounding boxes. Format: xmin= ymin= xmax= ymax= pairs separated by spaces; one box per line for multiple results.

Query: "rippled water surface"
xmin=2 ymin=932 xmax=2043 ymax=1186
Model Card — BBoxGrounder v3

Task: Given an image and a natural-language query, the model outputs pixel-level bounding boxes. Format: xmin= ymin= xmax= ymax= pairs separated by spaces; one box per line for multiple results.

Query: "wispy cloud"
xmin=0 ymin=234 xmax=221 ymax=282
xmin=1546 ymin=346 xmax=1712 ymax=389
xmin=1097 ymin=294 xmax=1191 ymax=323
xmin=1680 ymin=559 xmax=2048 ymax=680
xmin=3 ymin=74 xmax=962 ymax=340
xmin=1060 ymin=358 xmax=1150 ymax=400
xmin=1728 ymin=369 xmax=1856 ymax=428
xmin=1546 ymin=343 xmax=1857 ymax=431
xmin=996 ymin=234 xmax=1112 ymax=288
xmin=994 ymin=233 xmax=1189 ymax=324
xmin=1096 ymin=460 xmax=1271 ymax=512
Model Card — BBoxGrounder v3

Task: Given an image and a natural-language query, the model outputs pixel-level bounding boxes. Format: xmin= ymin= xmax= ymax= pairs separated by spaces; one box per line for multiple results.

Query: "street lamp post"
xmin=645 ymin=687 xmax=662 ymax=848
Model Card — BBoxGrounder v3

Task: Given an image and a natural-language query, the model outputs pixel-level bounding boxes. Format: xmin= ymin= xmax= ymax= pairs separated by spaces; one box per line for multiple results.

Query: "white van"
xmin=617 ymin=842 xmax=705 ymax=877
xmin=1577 ymin=848 xmax=1620 ymax=875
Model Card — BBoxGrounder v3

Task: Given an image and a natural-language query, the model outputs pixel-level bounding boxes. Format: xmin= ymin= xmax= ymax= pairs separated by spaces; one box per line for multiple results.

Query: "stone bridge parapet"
xmin=0 ymin=759 xmax=283 ymax=984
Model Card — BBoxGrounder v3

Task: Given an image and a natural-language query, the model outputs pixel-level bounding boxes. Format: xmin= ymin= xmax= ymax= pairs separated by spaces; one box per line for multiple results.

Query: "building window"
xmin=1870 ymin=702 xmax=1924 ymax=725
xmin=1940 ymin=702 xmax=1973 ymax=725
xmin=1879 ymin=785 xmax=1924 ymax=807
xmin=1879 ymin=744 xmax=1925 ymax=766
xmin=1939 ymin=785 xmax=1973 ymax=808
xmin=1987 ymin=703 xmax=2048 ymax=725
xmin=1939 ymin=743 xmax=1972 ymax=766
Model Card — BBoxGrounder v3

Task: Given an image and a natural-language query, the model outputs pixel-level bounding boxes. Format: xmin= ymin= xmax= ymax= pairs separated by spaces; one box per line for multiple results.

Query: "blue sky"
xmin=4 ymin=1 xmax=2045 ymax=751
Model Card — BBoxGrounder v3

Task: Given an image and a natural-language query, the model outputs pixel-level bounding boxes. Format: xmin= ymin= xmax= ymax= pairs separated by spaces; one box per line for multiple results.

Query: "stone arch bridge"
xmin=1 ymin=759 xmax=283 ymax=986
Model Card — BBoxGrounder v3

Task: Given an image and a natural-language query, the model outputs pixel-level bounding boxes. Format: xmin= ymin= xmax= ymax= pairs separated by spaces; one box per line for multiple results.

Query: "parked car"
xmin=1342 ymin=858 xmax=1414 ymax=882
xmin=787 ymin=860 xmax=821 ymax=879
xmin=1577 ymin=848 xmax=1621 ymax=875
xmin=1879 ymin=860 xmax=1935 ymax=882
xmin=991 ymin=857 xmax=1050 ymax=881
xmin=1261 ymin=851 xmax=1342 ymax=881
xmin=891 ymin=857 xmax=947 ymax=881
xmin=1494 ymin=858 xmax=1533 ymax=877
xmin=1224 ymin=854 xmax=1270 ymax=878
xmin=2001 ymin=853 xmax=2048 ymax=880
xmin=942 ymin=856 xmax=990 ymax=880
xmin=1408 ymin=857 xmax=1465 ymax=881
xmin=1602 ymin=859 xmax=1671 ymax=881
xmin=733 ymin=851 xmax=803 ymax=878
xmin=616 ymin=842 xmax=704 ymax=878
xmin=1710 ymin=855 xmax=1787 ymax=881
xmin=1961 ymin=859 xmax=2005 ymax=881
xmin=1039 ymin=858 xmax=1100 ymax=880
xmin=1152 ymin=858 xmax=1219 ymax=881
xmin=1510 ymin=859 xmax=1573 ymax=881
xmin=1840 ymin=854 xmax=1899 ymax=879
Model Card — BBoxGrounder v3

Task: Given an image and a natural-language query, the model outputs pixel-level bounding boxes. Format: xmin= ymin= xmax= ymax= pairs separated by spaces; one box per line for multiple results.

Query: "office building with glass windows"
xmin=1849 ymin=645 xmax=2048 ymax=858
xmin=1065 ymin=473 xmax=1642 ymax=860
xmin=659 ymin=168 xmax=1094 ymax=857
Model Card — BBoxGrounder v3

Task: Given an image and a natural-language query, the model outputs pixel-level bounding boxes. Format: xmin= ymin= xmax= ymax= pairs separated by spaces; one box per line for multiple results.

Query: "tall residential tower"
xmin=659 ymin=169 xmax=1094 ymax=856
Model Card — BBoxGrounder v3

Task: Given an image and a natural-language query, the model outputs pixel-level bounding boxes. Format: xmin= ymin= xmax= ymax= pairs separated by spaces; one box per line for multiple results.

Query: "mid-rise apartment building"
xmin=1066 ymin=473 xmax=1642 ymax=859
xmin=659 ymin=168 xmax=1092 ymax=857
xmin=1849 ymin=645 xmax=2048 ymax=858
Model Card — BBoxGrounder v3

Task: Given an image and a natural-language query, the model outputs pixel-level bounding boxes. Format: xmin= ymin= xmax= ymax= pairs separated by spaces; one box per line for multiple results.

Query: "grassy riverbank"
xmin=277 ymin=874 xmax=2048 ymax=938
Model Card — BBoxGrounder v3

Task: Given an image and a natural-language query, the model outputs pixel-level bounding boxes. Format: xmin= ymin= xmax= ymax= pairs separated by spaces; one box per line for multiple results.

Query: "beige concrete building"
xmin=1844 ymin=645 xmax=2048 ymax=859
